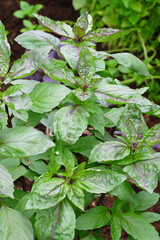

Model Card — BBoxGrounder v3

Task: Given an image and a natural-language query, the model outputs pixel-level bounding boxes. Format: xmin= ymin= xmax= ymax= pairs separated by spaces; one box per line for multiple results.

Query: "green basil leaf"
xmin=103 ymin=107 xmax=124 ymax=127
xmin=82 ymin=96 xmax=103 ymax=114
xmin=120 ymin=213 xmax=159 ymax=240
xmin=141 ymin=123 xmax=160 ymax=146
xmin=40 ymin=111 xmax=56 ymax=131
xmin=83 ymin=28 xmax=131 ymax=43
xmin=0 ymin=21 xmax=11 ymax=76
xmin=67 ymin=182 xmax=85 ymax=210
xmin=73 ymin=88 xmax=93 ymax=101
xmin=73 ymin=11 xmax=92 ymax=38
xmin=138 ymin=212 xmax=160 ymax=223
xmin=12 ymin=79 xmax=39 ymax=94
xmin=118 ymin=104 xmax=146 ymax=136
xmin=22 ymin=158 xmax=47 ymax=175
xmin=0 ymin=126 xmax=54 ymax=157
xmin=12 ymin=109 xmax=29 ymax=123
xmin=53 ymin=146 xmax=76 ymax=175
xmin=123 ymin=161 xmax=158 ymax=193
xmin=60 ymin=44 xmax=81 ymax=72
xmin=110 ymin=52 xmax=152 ymax=78
xmin=0 ymin=164 xmax=14 ymax=198
xmin=9 ymin=49 xmax=48 ymax=79
xmin=110 ymin=214 xmax=122 ymax=240
xmin=53 ymin=105 xmax=89 ymax=146
xmin=122 ymin=118 xmax=137 ymax=143
xmin=0 ymin=205 xmax=33 ymax=240
xmin=72 ymin=162 xmax=86 ymax=180
xmin=15 ymin=194 xmax=35 ymax=219
xmin=4 ymin=94 xmax=32 ymax=111
xmin=11 ymin=165 xmax=27 ymax=181
xmin=30 ymin=82 xmax=71 ymax=113
xmin=70 ymin=135 xmax=101 ymax=158
xmin=73 ymin=26 xmax=86 ymax=40
xmin=76 ymin=206 xmax=110 ymax=230
xmin=5 ymin=84 xmax=25 ymax=96
xmin=89 ymin=141 xmax=130 ymax=163
xmin=0 ymin=110 xmax=7 ymax=133
xmin=15 ymin=30 xmax=60 ymax=53
xmin=116 ymin=151 xmax=153 ymax=166
xmin=78 ymin=46 xmax=95 ymax=85
xmin=89 ymin=113 xmax=105 ymax=135
xmin=40 ymin=57 xmax=76 ymax=87
xmin=34 ymin=14 xmax=74 ymax=39
xmin=110 ymin=181 xmax=139 ymax=207
xmin=0 ymin=158 xmax=21 ymax=180
xmin=78 ymin=169 xmax=126 ymax=193
xmin=94 ymin=83 xmax=152 ymax=106
xmin=134 ymin=191 xmax=159 ymax=211
xmin=26 ymin=177 xmax=67 ymax=210
xmin=35 ymin=199 xmax=75 ymax=240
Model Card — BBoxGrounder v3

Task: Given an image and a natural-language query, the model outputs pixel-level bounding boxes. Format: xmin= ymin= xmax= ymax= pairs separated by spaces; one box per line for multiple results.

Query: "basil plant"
xmin=0 ymin=10 xmax=160 ymax=240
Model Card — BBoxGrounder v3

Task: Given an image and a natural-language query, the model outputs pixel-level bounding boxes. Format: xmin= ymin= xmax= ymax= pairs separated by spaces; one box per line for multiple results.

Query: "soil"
xmin=1 ymin=0 xmax=160 ymax=239
xmin=0 ymin=0 xmax=78 ymax=64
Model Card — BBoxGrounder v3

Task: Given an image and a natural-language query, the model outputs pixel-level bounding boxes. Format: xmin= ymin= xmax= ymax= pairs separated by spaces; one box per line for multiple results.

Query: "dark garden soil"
xmin=1 ymin=0 xmax=160 ymax=239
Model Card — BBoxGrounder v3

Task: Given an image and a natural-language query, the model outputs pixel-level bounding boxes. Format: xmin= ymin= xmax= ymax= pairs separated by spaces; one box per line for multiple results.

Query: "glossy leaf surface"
xmin=78 ymin=46 xmax=95 ymax=85
xmin=76 ymin=206 xmax=110 ymax=230
xmin=35 ymin=14 xmax=74 ymax=39
xmin=94 ymin=83 xmax=151 ymax=106
xmin=30 ymin=82 xmax=70 ymax=113
xmin=35 ymin=200 xmax=75 ymax=240
xmin=110 ymin=214 xmax=122 ymax=240
xmin=40 ymin=57 xmax=76 ymax=86
xmin=0 ymin=110 xmax=7 ymax=134
xmin=67 ymin=182 xmax=85 ymax=210
xmin=15 ymin=30 xmax=60 ymax=52
xmin=139 ymin=212 xmax=160 ymax=223
xmin=120 ymin=213 xmax=159 ymax=240
xmin=0 ymin=126 xmax=54 ymax=157
xmin=73 ymin=11 xmax=92 ymax=38
xmin=26 ymin=177 xmax=67 ymax=210
xmin=83 ymin=28 xmax=131 ymax=43
xmin=0 ymin=205 xmax=33 ymax=240
xmin=60 ymin=44 xmax=81 ymax=72
xmin=89 ymin=141 xmax=130 ymax=163
xmin=0 ymin=21 xmax=10 ymax=76
xmin=110 ymin=52 xmax=152 ymax=78
xmin=123 ymin=161 xmax=158 ymax=193
xmin=78 ymin=169 xmax=126 ymax=193
xmin=141 ymin=123 xmax=160 ymax=146
xmin=9 ymin=49 xmax=48 ymax=79
xmin=53 ymin=105 xmax=89 ymax=145
xmin=0 ymin=164 xmax=14 ymax=198
xmin=134 ymin=191 xmax=159 ymax=211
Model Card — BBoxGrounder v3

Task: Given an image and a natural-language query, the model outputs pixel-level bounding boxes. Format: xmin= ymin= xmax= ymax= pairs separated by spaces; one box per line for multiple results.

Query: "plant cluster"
xmin=0 ymin=11 xmax=160 ymax=240
xmin=72 ymin=0 xmax=160 ymax=103
xmin=13 ymin=1 xmax=44 ymax=33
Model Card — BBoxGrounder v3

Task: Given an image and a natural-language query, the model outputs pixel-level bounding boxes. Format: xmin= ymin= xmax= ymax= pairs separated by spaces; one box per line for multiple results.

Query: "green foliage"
xmin=13 ymin=1 xmax=44 ymax=33
xmin=0 ymin=10 xmax=159 ymax=240
xmin=72 ymin=0 xmax=160 ymax=103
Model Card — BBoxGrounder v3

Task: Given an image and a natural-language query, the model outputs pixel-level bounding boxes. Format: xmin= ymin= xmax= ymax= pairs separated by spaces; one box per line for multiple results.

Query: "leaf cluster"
xmin=13 ymin=1 xmax=45 ymax=33
xmin=0 ymin=11 xmax=160 ymax=240
xmin=72 ymin=0 xmax=160 ymax=103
